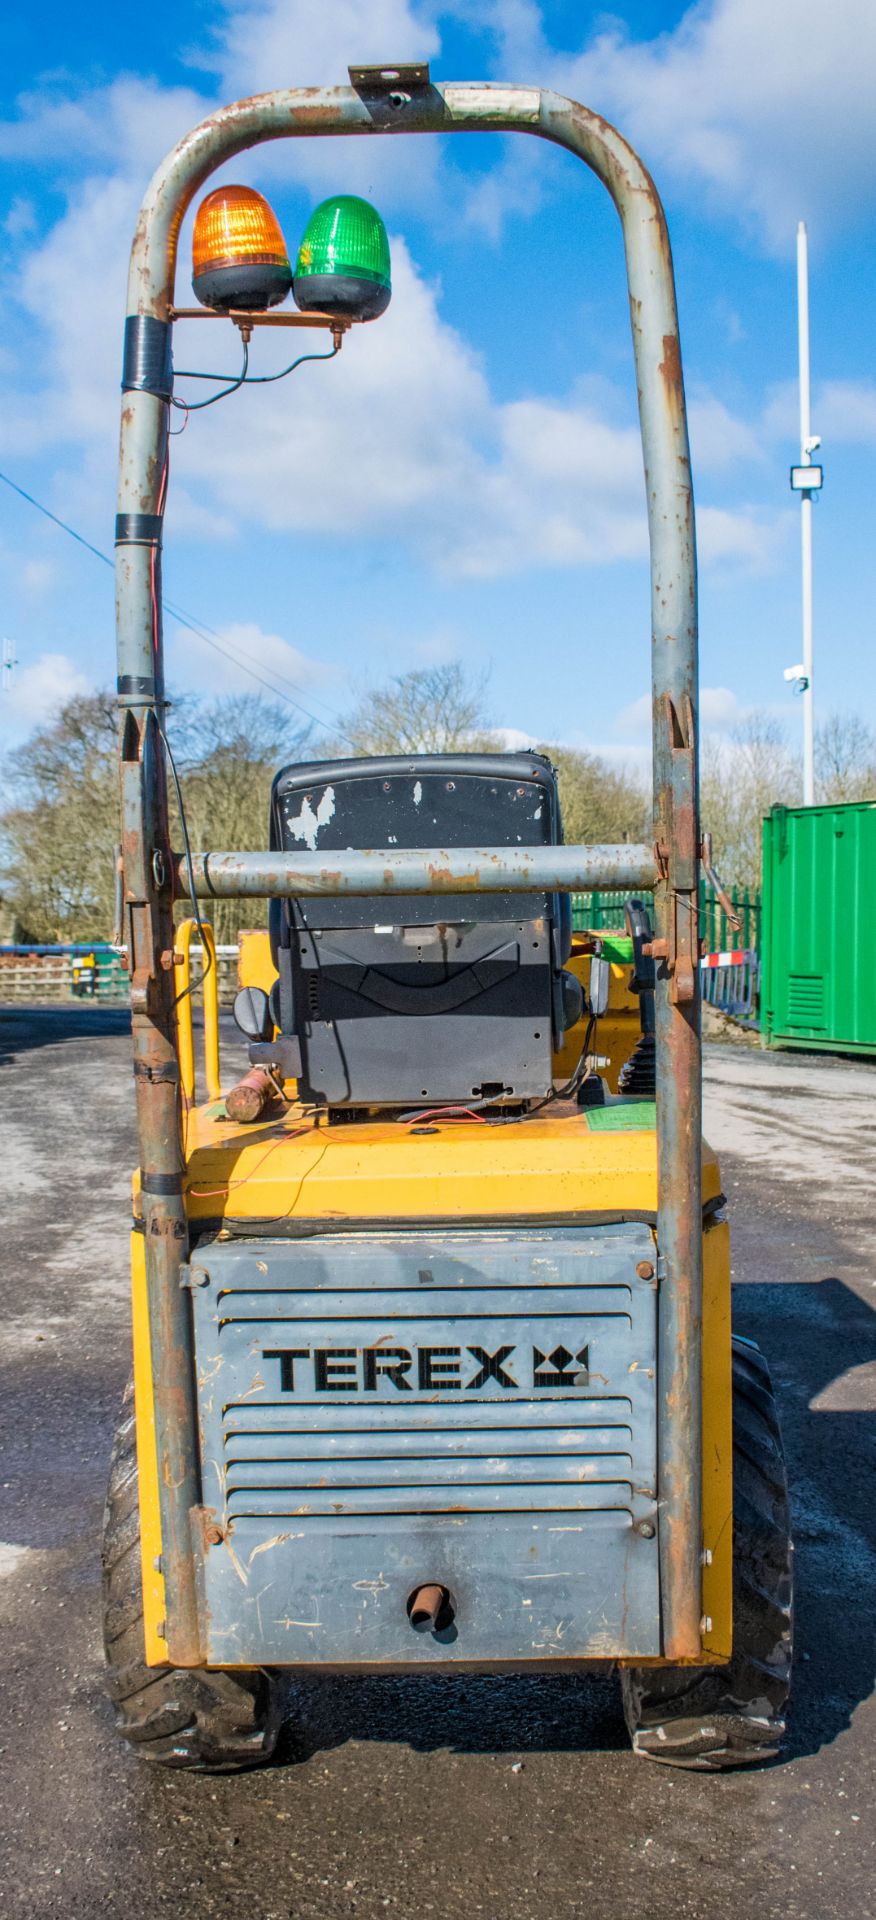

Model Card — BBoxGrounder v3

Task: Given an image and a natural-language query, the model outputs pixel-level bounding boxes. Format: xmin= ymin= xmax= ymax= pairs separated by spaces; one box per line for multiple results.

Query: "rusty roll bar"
xmin=176 ymin=844 xmax=658 ymax=900
xmin=116 ymin=77 xmax=701 ymax=1667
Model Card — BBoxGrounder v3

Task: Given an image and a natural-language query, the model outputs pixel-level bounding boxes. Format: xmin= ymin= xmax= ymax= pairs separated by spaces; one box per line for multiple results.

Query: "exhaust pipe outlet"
xmin=407 ymin=1583 xmax=454 ymax=1633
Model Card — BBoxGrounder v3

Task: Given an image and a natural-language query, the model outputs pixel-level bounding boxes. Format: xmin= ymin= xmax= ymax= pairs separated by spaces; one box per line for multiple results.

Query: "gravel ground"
xmin=0 ymin=1007 xmax=873 ymax=1920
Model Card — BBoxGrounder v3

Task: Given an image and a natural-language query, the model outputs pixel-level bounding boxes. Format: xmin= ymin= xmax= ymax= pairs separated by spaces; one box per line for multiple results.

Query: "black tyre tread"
xmin=621 ymin=1334 xmax=793 ymax=1770
xmin=102 ymin=1378 xmax=283 ymax=1771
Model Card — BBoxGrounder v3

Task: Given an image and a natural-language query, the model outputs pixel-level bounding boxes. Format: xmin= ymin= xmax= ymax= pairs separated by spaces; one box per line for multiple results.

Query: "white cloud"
xmin=697 ymin=504 xmax=789 ymax=572
xmin=700 ymin=685 xmax=746 ymax=730
xmin=687 ymin=392 xmax=764 ymax=475
xmin=764 ymin=375 xmax=876 ymax=449
xmin=485 ymin=0 xmax=876 ymax=251
xmin=0 ymin=76 xmax=209 ymax=176
xmin=0 ymin=2 xmax=818 ymax=608
xmin=3 ymin=195 xmax=37 ymax=239
xmin=817 ymin=379 xmax=876 ymax=444
xmin=204 ymin=0 xmax=445 ymax=209
xmin=170 ymin=263 xmax=657 ymax=580
xmin=170 ymin=621 xmax=344 ymax=718
xmin=19 ymin=558 xmax=58 ymax=598
xmin=619 ymin=684 xmax=747 ymax=740
xmin=0 ymin=651 xmax=90 ymax=736
xmin=7 ymin=160 xmax=786 ymax=588
xmin=486 ymin=725 xmax=542 ymax=750
xmin=211 ymin=0 xmax=440 ymax=94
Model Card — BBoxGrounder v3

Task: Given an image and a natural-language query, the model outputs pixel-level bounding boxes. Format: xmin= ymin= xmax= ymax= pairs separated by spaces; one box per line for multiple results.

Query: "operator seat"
xmin=267 ymin=752 xmax=581 ymax=1108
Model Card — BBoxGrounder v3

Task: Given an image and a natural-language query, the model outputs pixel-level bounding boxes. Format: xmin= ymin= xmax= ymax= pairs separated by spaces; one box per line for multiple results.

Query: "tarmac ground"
xmin=0 ymin=1007 xmax=874 ymax=1919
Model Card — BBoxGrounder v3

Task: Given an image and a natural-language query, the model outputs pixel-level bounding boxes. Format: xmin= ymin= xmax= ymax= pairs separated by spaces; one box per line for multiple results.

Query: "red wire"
xmin=402 ymin=1106 xmax=487 ymax=1126
xmin=150 ymin=447 xmax=169 ymax=662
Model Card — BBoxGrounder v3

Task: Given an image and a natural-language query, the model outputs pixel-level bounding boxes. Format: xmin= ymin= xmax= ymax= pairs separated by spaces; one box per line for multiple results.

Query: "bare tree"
xmin=335 ymin=662 xmax=491 ymax=755
xmin=0 ymin=690 xmax=314 ymax=946
xmin=814 ymin=711 xmax=876 ymax=803
xmin=0 ymin=692 xmax=119 ymax=941
xmin=173 ymin=695 xmax=313 ymax=944
xmin=540 ymin=743 xmax=649 ymax=845
xmin=700 ymin=713 xmax=799 ymax=890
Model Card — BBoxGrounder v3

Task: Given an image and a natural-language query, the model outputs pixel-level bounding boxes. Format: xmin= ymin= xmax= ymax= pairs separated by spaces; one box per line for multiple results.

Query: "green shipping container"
xmin=761 ymin=800 xmax=876 ymax=1055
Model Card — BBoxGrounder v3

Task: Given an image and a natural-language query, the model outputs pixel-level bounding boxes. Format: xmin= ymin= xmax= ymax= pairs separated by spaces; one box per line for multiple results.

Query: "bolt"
xmin=700 ymin=1615 xmax=713 ymax=1635
xmin=156 ymin=1618 xmax=167 ymax=1640
xmin=701 ymin=1547 xmax=713 ymax=1567
xmin=204 ymin=1524 xmax=224 ymax=1547
xmin=636 ymin=1260 xmax=655 ymax=1281
xmin=633 ymin=1519 xmax=656 ymax=1539
xmin=152 ymin=1554 xmax=163 ymax=1574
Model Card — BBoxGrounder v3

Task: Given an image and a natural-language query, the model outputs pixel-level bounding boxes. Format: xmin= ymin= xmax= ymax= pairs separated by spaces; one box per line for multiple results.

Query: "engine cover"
xmin=192 ymin=1223 xmax=660 ymax=1667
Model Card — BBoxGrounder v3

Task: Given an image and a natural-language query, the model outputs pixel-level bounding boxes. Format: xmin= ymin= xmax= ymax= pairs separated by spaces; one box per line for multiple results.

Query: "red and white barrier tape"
xmin=700 ymin=949 xmax=756 ymax=969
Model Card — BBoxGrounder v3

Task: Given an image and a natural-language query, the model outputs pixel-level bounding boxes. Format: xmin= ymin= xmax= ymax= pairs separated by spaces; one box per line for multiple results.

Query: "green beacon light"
xmin=293 ymin=195 xmax=391 ymax=322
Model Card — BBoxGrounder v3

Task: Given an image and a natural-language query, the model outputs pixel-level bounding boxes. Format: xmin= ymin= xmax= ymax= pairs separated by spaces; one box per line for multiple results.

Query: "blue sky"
xmin=1 ymin=0 xmax=874 ymax=767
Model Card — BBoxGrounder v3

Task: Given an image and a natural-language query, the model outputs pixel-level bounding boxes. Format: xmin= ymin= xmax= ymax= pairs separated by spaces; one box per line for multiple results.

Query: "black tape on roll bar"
xmin=115 ymin=513 xmax=164 ymax=546
xmin=117 ymin=673 xmax=157 ymax=700
xmin=122 ymin=315 xmax=173 ymax=399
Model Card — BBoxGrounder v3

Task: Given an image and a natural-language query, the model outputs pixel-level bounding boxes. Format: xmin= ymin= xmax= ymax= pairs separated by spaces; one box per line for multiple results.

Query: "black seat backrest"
xmin=268 ymin=752 xmax=574 ymax=1108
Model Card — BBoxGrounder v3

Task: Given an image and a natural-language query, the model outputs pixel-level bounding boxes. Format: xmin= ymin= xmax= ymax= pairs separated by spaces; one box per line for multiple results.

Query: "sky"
xmin=1 ymin=0 xmax=874 ymax=773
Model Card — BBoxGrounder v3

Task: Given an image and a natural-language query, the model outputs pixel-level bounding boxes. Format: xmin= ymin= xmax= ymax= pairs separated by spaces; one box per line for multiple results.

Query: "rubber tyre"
xmin=621 ymin=1335 xmax=793 ymax=1769
xmin=102 ymin=1379 xmax=284 ymax=1771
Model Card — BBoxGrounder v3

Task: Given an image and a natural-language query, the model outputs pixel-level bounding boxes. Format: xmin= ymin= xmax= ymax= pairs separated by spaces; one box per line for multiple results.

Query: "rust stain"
xmin=658 ymin=334 xmax=683 ymax=395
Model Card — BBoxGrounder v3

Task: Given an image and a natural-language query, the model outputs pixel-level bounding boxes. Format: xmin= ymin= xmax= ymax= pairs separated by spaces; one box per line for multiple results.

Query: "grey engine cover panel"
xmin=192 ymin=1224 xmax=660 ymax=1667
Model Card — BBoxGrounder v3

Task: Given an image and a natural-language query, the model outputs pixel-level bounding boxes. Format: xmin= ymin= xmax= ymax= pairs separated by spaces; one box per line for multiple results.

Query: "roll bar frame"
xmin=116 ymin=76 xmax=702 ymax=1666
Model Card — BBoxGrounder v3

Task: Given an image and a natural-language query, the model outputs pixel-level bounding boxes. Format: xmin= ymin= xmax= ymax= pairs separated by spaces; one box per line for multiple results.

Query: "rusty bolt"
xmin=204 ymin=1523 xmax=225 ymax=1547
xmin=642 ymin=938 xmax=668 ymax=959
xmin=636 ymin=1260 xmax=655 ymax=1281
xmin=159 ymin=949 xmax=184 ymax=970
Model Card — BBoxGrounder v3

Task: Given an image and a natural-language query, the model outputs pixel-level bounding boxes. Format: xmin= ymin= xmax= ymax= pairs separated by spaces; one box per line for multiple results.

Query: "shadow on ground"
xmin=0 ymin=1004 xmax=131 ymax=1064
xmin=733 ymin=1276 xmax=876 ymax=1766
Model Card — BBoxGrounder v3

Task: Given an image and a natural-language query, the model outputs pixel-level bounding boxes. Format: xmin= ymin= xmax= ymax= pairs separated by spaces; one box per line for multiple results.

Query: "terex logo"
xmin=263 ymin=1342 xmax=590 ymax=1393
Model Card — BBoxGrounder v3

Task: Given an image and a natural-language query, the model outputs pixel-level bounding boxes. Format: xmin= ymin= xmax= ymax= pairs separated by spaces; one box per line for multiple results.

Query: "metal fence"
xmin=700 ymin=949 xmax=760 ymax=1022
xmin=3 ymin=891 xmax=764 ymax=1022
xmin=0 ymin=944 xmax=239 ymax=1007
xmin=699 ymin=884 xmax=761 ymax=957
xmin=572 ymin=882 xmax=761 ymax=955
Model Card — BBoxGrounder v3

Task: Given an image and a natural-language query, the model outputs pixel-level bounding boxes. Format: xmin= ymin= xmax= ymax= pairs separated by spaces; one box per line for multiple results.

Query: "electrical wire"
xmin=394 ymin=1010 xmax=598 ymax=1129
xmin=146 ymin=450 xmax=214 ymax=1011
xmin=0 ymin=469 xmax=115 ymax=573
xmin=173 ymin=343 xmax=339 ymax=386
xmin=0 ymin=465 xmax=355 ymax=742
xmin=481 ymin=1013 xmax=598 ymax=1126
xmin=243 ymin=344 xmax=340 ymax=384
xmin=157 ymin=709 xmax=214 ymax=1008
xmin=171 ymin=341 xmax=250 ymax=410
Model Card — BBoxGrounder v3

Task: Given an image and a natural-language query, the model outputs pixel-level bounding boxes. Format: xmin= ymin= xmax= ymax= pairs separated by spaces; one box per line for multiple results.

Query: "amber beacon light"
xmin=191 ymin=186 xmax=292 ymax=312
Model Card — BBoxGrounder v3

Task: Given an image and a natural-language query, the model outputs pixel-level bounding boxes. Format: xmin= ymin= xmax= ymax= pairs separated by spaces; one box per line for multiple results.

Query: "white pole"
xmin=797 ymin=221 xmax=815 ymax=805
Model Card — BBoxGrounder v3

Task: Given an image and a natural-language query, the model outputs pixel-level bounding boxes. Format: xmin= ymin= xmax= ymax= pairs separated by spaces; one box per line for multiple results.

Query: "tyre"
xmin=102 ymin=1379 xmax=284 ymax=1771
xmin=621 ymin=1335 xmax=793 ymax=1769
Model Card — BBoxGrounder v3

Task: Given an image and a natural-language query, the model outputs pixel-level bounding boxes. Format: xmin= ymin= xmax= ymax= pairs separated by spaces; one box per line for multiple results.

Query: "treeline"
xmin=1 ymin=662 xmax=873 ymax=943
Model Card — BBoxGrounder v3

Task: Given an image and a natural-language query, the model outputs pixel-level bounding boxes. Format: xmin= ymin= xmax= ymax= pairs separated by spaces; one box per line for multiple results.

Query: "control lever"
xmin=701 ymin=833 xmax=741 ymax=932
